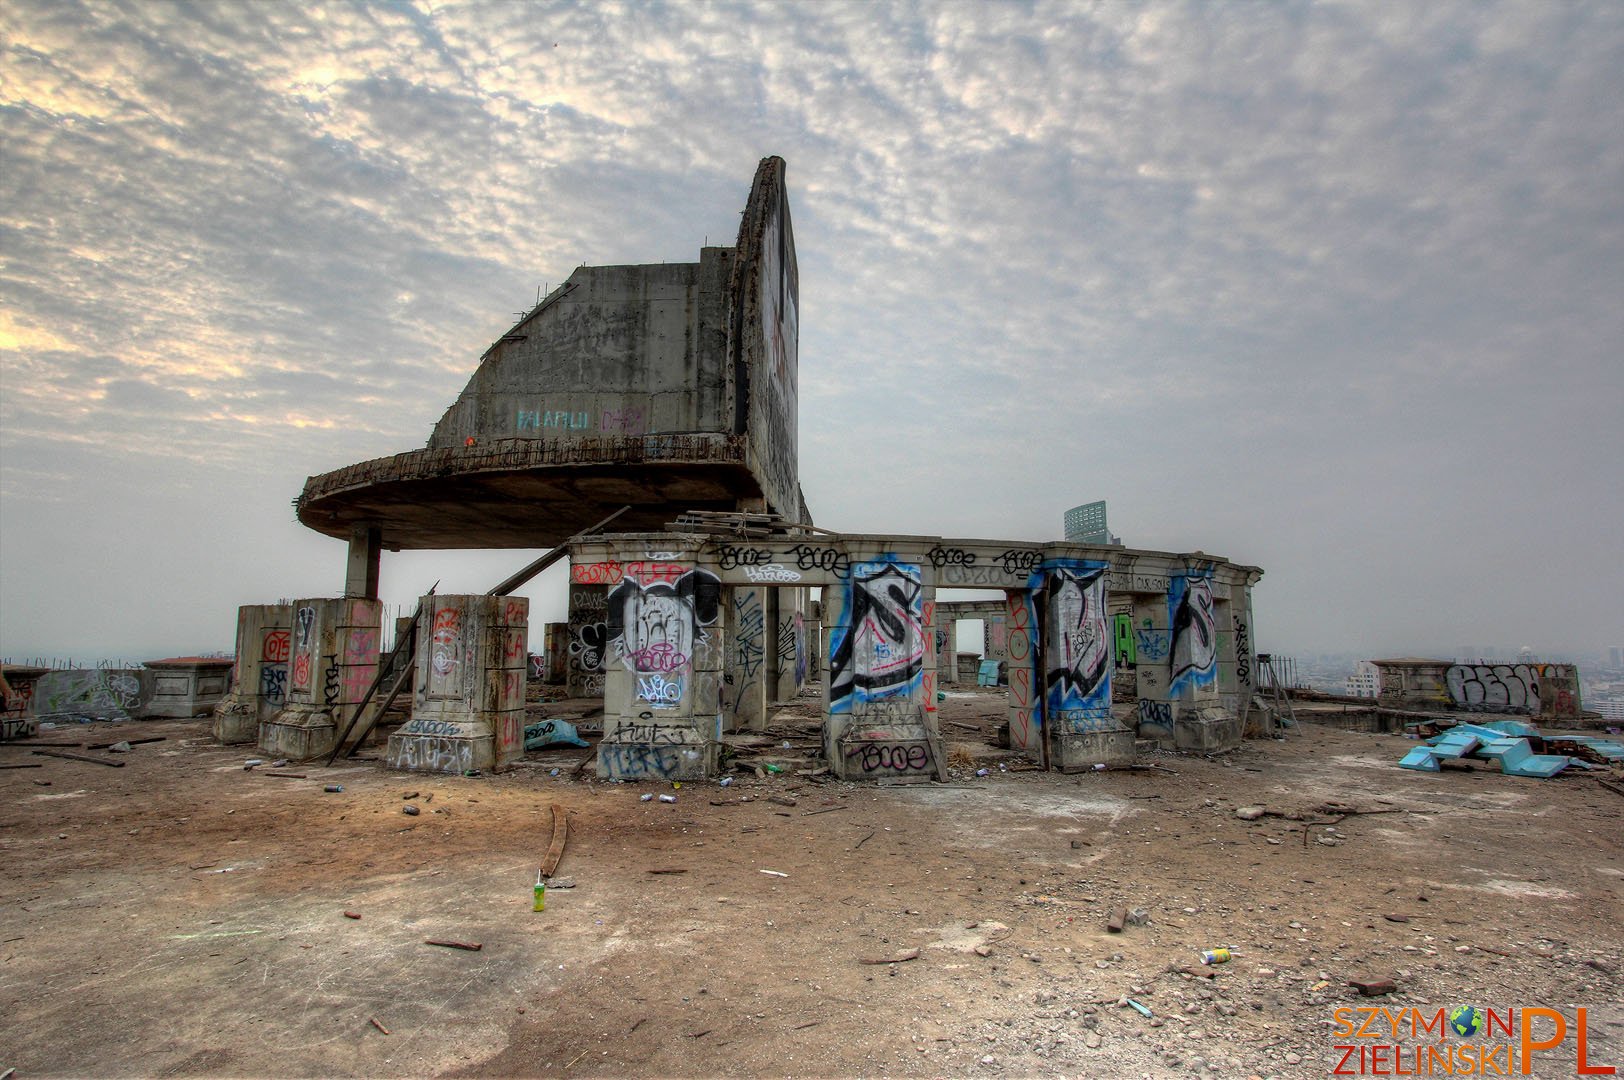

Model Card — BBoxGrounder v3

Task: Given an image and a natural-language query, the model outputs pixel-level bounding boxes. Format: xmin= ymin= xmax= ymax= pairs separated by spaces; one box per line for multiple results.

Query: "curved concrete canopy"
xmin=295 ymin=435 xmax=761 ymax=549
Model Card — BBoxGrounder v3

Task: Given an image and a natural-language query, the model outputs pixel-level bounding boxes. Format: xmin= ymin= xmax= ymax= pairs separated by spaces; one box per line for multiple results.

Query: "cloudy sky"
xmin=2 ymin=0 xmax=1620 ymax=666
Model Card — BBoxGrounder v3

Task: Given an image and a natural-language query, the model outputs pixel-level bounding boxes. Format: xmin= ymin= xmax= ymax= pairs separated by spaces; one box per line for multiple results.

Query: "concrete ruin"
xmin=220 ymin=156 xmax=1264 ymax=777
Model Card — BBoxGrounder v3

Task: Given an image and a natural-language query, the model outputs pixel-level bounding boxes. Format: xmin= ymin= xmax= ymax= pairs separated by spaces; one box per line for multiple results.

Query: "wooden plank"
xmin=31 ymin=749 xmax=123 ymax=768
xmin=540 ymin=803 xmax=569 ymax=878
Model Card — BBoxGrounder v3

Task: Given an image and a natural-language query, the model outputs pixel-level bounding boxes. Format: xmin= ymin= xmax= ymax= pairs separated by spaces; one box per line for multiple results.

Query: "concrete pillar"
xmin=1004 ymin=589 xmax=1041 ymax=761
xmin=565 ymin=583 xmax=607 ymax=698
xmin=1041 ymin=561 xmax=1134 ymax=771
xmin=773 ymin=588 xmax=808 ymax=700
xmin=386 ymin=594 xmax=528 ymax=774
xmin=1167 ymin=569 xmax=1240 ymax=752
xmin=344 ymin=526 xmax=382 ymax=600
xmin=823 ymin=549 xmax=945 ymax=783
xmin=259 ymin=598 xmax=382 ymax=759
xmin=596 ymin=558 xmax=723 ymax=781
xmin=213 ymin=603 xmax=292 ymax=744
xmin=724 ymin=585 xmax=767 ymax=730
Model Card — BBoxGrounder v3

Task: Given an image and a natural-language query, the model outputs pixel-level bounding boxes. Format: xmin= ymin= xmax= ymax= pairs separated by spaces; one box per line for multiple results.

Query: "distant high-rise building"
xmin=1063 ymin=501 xmax=1121 ymax=545
xmin=1608 ymin=646 xmax=1623 ymax=670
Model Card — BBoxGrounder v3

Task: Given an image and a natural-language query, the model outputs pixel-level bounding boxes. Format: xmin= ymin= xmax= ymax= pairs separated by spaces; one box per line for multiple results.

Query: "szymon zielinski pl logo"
xmin=1332 ymin=1005 xmax=1616 ymax=1075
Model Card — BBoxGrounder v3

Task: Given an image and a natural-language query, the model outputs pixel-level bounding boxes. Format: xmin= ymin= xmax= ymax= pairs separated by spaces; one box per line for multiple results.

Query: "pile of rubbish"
xmin=1399 ymin=719 xmax=1624 ymax=779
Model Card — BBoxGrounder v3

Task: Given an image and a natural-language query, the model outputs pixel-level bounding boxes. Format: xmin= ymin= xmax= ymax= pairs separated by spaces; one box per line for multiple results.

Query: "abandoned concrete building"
xmin=213 ymin=157 xmax=1264 ymax=782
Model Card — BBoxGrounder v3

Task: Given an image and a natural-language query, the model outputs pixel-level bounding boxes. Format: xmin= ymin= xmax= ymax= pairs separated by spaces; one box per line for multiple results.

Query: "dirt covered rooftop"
xmin=2 ymin=691 xmax=1621 ymax=1078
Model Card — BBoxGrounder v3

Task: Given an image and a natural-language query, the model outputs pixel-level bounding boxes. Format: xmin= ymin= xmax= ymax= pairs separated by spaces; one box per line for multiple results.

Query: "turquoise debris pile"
xmin=1399 ymin=720 xmax=1624 ymax=779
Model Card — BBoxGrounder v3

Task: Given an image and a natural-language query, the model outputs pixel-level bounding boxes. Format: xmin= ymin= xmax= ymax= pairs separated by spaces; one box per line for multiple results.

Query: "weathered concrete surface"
xmin=259 ymin=598 xmax=381 ymax=761
xmin=386 ymin=594 xmax=528 ymax=775
xmin=213 ymin=604 xmax=292 ymax=744
xmin=142 ymin=657 xmax=234 ymax=719
xmin=294 ymin=157 xmax=808 ymax=551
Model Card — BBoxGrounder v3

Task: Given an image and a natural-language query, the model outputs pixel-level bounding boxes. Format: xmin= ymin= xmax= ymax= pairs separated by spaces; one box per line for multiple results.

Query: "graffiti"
xmin=291 ymin=654 xmax=311 ymax=693
xmin=996 ymin=549 xmax=1043 ymax=575
xmin=502 ymin=600 xmax=527 ymax=625
xmin=719 ymin=545 xmax=773 ymax=570
xmin=844 ymin=740 xmax=934 ymax=775
xmin=1445 ymin=664 xmax=1540 ymax=713
xmin=829 ymin=561 xmax=924 ymax=712
xmin=636 ymin=673 xmax=685 ymax=708
xmin=322 ymin=655 xmax=341 ymax=707
xmin=1134 ymin=629 xmax=1170 ymax=661
xmin=295 ymin=606 xmax=315 ymax=647
xmin=517 ymin=408 xmax=592 ymax=431
xmin=732 ymin=588 xmax=766 ymax=705
xmin=1133 ymin=575 xmax=1170 ymax=592
xmin=401 ymin=718 xmax=460 ymax=736
xmin=571 ymin=562 xmax=625 ymax=585
xmin=1006 ymin=591 xmax=1039 ymax=752
xmin=496 ymin=714 xmax=521 ymax=752
xmin=1112 ymin=614 xmax=1136 ymax=666
xmin=599 ymin=406 xmax=646 ymax=434
xmin=503 ymin=629 xmax=527 ymax=663
xmin=1168 ymin=576 xmax=1216 ymax=695
xmin=578 ymin=672 xmax=605 ymax=696
xmin=600 ymin=743 xmax=693 ymax=779
xmin=1137 ymin=698 xmax=1173 ymax=731
xmin=389 ymin=735 xmax=473 ymax=774
xmin=744 ymin=563 xmax=801 ymax=583
xmin=1233 ymin=616 xmax=1251 ymax=688
xmin=608 ymin=569 xmax=721 ymax=676
xmin=788 ymin=544 xmax=850 ymax=577
xmin=939 ymin=563 xmax=1016 ymax=587
xmin=622 ymin=562 xmax=690 ymax=585
xmin=569 ymin=622 xmax=607 ymax=672
xmin=927 ymin=546 xmax=976 ymax=570
xmin=1044 ymin=567 xmax=1111 ymax=727
xmin=1054 ymin=709 xmax=1116 ymax=733
xmin=34 ymin=669 xmax=147 ymax=719
xmin=601 ymin=721 xmax=691 ymax=745
xmin=425 ymin=604 xmax=464 ymax=699
xmin=262 ymin=630 xmax=291 ymax=664
xmin=850 ymin=699 xmax=922 ymax=722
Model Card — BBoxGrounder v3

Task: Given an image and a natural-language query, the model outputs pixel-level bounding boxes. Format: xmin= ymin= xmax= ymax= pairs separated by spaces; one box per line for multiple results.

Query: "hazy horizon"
xmin=2 ymin=1 xmax=1621 ymax=667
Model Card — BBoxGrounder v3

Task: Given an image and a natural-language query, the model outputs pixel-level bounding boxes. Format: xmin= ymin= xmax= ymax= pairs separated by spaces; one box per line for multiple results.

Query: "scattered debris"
xmin=1123 ymin=998 xmax=1153 ymax=1018
xmin=343 ymin=911 xmax=361 ymax=919
xmin=324 ymin=785 xmax=343 ymax=793
xmin=425 ymin=939 xmax=482 ymax=951
xmin=0 ymin=763 xmax=43 ymax=770
xmin=1348 ymin=978 xmax=1397 ymax=996
xmin=759 ymin=869 xmax=789 ymax=877
xmin=106 ymin=741 xmax=133 ymax=753
xmin=1235 ymin=806 xmax=1267 ymax=821
xmin=647 ymin=868 xmax=687 ymax=875
xmin=1200 ymin=947 xmax=1231 ymax=965
xmin=540 ymin=803 xmax=569 ymax=878
xmin=402 ymin=804 xmax=421 ymax=816
xmin=802 ymin=805 xmax=847 ymax=816
xmin=1107 ymin=908 xmax=1128 ymax=933
xmin=766 ymin=795 xmax=798 ymax=807
xmin=859 ymin=948 xmax=920 ymax=965
xmin=369 ymin=1017 xmax=390 ymax=1035
xmin=30 ymin=749 xmax=123 ymax=768
xmin=87 ymin=736 xmax=165 ymax=750
xmin=262 ymin=772 xmax=307 ymax=779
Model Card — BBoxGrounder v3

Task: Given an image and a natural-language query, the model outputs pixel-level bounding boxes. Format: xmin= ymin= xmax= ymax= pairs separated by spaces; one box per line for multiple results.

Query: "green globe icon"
xmin=1449 ymin=1005 xmax=1485 ymax=1038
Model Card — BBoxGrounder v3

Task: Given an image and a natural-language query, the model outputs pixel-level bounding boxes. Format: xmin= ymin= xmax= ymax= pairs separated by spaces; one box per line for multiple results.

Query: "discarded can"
xmin=658 ymin=794 xmax=678 ymax=804
xmin=719 ymin=776 xmax=734 ymax=787
xmin=764 ymin=764 xmax=784 ymax=774
xmin=639 ymin=793 xmax=654 ymax=802
xmin=1200 ymin=947 xmax=1232 ymax=965
xmin=324 ymin=784 xmax=343 ymax=793
xmin=976 ymin=768 xmax=991 ymax=777
xmin=533 ymin=871 xmax=546 ymax=912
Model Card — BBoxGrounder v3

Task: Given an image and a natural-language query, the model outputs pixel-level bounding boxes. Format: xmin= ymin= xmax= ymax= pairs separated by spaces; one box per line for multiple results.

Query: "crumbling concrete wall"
xmin=214 ymin=604 xmax=292 ymax=743
xmin=387 ymin=594 xmax=527 ymax=774
xmin=259 ymin=598 xmax=382 ymax=760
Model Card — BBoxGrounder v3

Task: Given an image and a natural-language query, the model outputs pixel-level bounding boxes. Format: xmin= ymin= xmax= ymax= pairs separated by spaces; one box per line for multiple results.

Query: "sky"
xmin=2 ymin=0 xmax=1621 ymax=666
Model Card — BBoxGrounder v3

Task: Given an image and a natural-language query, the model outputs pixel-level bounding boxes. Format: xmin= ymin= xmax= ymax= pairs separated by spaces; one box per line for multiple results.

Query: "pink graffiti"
xmin=626 ymin=642 xmax=688 ymax=672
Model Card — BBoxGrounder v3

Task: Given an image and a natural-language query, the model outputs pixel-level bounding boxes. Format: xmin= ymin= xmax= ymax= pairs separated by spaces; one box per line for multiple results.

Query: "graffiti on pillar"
xmin=567 ymin=586 xmax=608 ymax=697
xmin=829 ymin=561 xmax=924 ymax=714
xmin=291 ymin=606 xmax=316 ymax=693
xmin=260 ymin=629 xmax=290 ymax=705
xmin=1445 ymin=664 xmax=1540 ymax=713
xmin=1112 ymin=614 xmax=1135 ymax=667
xmin=389 ymin=735 xmax=473 ymax=774
xmin=1005 ymin=590 xmax=1038 ymax=750
xmin=1137 ymin=698 xmax=1174 ymax=734
xmin=1233 ymin=615 xmax=1252 ymax=688
xmin=844 ymin=740 xmax=935 ymax=775
xmin=1135 ymin=629 xmax=1170 ymax=662
xmin=427 ymin=604 xmax=464 ymax=696
xmin=607 ymin=568 xmax=721 ymax=711
xmin=774 ymin=610 xmax=807 ymax=690
xmin=732 ymin=589 xmax=765 ymax=706
xmin=1168 ymin=575 xmax=1216 ymax=696
xmin=600 ymin=743 xmax=694 ymax=779
xmin=1044 ymin=564 xmax=1113 ymax=732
